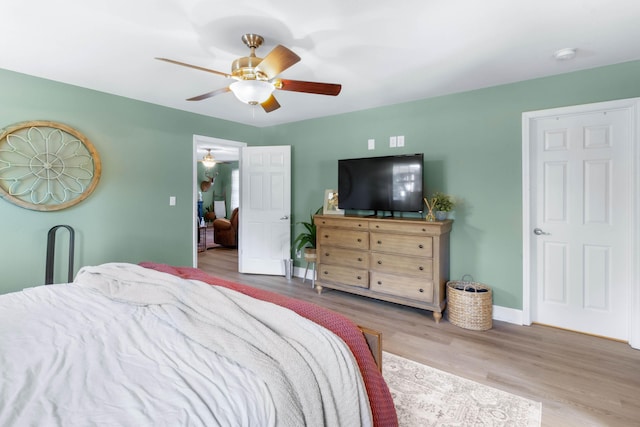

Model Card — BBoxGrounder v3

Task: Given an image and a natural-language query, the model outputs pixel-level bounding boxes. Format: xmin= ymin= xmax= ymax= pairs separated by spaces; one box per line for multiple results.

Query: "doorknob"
xmin=533 ymin=228 xmax=550 ymax=235
xmin=280 ymin=215 xmax=289 ymax=220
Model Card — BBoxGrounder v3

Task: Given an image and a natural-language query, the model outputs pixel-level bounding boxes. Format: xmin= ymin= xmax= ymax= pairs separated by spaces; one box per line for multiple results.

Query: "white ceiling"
xmin=3 ymin=0 xmax=640 ymax=128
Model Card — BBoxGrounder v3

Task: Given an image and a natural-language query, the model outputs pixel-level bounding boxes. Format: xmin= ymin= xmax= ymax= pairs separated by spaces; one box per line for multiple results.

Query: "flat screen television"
xmin=338 ymin=153 xmax=424 ymax=214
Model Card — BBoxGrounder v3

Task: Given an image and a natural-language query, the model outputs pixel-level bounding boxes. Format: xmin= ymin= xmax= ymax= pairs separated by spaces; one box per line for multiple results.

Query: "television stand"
xmin=314 ymin=215 xmax=452 ymax=322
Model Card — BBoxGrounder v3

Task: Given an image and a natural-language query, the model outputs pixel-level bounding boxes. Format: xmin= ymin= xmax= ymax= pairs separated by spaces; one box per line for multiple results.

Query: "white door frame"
xmin=192 ymin=135 xmax=247 ymax=267
xmin=522 ymin=97 xmax=640 ymax=349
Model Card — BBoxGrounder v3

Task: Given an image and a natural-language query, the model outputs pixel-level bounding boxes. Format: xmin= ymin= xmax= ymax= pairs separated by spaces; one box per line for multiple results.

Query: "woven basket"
xmin=447 ymin=275 xmax=493 ymax=331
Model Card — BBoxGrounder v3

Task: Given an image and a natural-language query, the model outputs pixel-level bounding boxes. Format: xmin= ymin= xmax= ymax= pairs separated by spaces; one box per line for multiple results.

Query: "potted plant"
xmin=293 ymin=207 xmax=322 ymax=262
xmin=431 ymin=192 xmax=455 ymax=220
xmin=204 ymin=205 xmax=217 ymax=222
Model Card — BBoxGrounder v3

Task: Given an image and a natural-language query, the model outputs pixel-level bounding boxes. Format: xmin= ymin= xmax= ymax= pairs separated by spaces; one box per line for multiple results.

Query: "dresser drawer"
xmin=370 ymin=272 xmax=434 ymax=303
xmin=370 ymin=232 xmax=433 ymax=257
xmin=370 ymin=253 xmax=432 ymax=278
xmin=318 ymin=229 xmax=369 ymax=250
xmin=316 ymin=216 xmax=368 ymax=230
xmin=318 ymin=264 xmax=369 ymax=288
xmin=369 ymin=220 xmax=439 ymax=235
xmin=319 ymin=247 xmax=369 ymax=269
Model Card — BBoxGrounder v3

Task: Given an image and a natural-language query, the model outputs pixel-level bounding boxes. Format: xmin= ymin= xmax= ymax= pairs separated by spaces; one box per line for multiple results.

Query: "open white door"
xmin=238 ymin=146 xmax=291 ymax=275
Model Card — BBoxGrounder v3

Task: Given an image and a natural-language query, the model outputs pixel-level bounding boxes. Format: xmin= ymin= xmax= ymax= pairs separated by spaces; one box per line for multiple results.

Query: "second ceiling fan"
xmin=157 ymin=34 xmax=341 ymax=113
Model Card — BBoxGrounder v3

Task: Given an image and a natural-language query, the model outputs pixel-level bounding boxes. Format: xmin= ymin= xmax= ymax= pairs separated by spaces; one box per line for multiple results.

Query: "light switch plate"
xmin=390 ymin=136 xmax=397 ymax=148
xmin=397 ymin=135 xmax=405 ymax=147
xmin=169 ymin=196 xmax=176 ymax=206
xmin=368 ymin=139 xmax=375 ymax=150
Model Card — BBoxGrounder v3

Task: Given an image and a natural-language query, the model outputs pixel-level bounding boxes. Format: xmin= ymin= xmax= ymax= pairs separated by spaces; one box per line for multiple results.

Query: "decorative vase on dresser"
xmin=314 ymin=215 xmax=452 ymax=323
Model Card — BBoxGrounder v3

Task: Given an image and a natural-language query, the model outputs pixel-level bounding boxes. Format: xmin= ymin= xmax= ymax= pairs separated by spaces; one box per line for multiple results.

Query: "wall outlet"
xmin=368 ymin=139 xmax=375 ymax=150
xmin=169 ymin=196 xmax=176 ymax=206
xmin=397 ymin=135 xmax=405 ymax=147
xmin=390 ymin=136 xmax=397 ymax=147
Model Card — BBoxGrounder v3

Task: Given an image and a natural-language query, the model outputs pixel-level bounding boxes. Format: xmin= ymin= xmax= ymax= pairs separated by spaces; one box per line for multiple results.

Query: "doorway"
xmin=522 ymin=98 xmax=640 ymax=349
xmin=192 ymin=135 xmax=246 ymax=267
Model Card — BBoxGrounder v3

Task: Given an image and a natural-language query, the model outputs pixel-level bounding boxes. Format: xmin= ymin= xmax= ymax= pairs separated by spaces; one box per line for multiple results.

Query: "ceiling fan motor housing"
xmin=232 ymin=56 xmax=266 ymax=80
xmin=232 ymin=34 xmax=268 ymax=80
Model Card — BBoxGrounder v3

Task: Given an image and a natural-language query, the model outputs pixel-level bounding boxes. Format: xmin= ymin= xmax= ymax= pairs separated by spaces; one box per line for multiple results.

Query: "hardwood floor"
xmin=198 ymin=248 xmax=640 ymax=427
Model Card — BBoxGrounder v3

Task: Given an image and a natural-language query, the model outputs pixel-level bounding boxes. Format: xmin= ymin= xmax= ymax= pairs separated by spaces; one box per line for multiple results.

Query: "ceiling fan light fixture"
xmin=202 ymin=150 xmax=216 ymax=168
xmin=230 ymin=80 xmax=274 ymax=105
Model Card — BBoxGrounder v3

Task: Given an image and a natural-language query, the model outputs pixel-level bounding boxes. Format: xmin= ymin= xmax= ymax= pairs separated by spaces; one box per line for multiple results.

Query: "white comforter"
xmin=0 ymin=263 xmax=372 ymax=427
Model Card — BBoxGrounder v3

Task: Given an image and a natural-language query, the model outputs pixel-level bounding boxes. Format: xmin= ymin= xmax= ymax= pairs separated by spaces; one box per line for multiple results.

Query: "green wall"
xmin=264 ymin=60 xmax=640 ymax=309
xmin=0 ymin=69 xmax=259 ymax=293
xmin=2 ymin=60 xmax=639 ymax=311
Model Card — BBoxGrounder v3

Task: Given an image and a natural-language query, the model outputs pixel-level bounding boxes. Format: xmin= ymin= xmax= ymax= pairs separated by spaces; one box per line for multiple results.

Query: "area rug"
xmin=383 ymin=352 xmax=542 ymax=427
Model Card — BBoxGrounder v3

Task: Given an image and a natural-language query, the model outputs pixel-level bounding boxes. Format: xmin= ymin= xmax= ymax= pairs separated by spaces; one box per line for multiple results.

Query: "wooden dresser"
xmin=314 ymin=215 xmax=452 ymax=322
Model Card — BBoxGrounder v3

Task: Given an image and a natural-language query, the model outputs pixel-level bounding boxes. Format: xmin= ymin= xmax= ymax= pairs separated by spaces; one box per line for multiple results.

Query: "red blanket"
xmin=140 ymin=263 xmax=397 ymax=427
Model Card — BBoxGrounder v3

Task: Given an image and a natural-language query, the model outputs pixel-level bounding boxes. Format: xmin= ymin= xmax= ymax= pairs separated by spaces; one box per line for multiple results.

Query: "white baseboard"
xmin=492 ymin=305 xmax=523 ymax=325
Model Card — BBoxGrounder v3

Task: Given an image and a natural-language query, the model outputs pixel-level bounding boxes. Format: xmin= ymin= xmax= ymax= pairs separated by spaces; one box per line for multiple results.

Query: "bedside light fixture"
xmin=202 ymin=149 xmax=216 ymax=168
xmin=553 ymin=48 xmax=577 ymax=60
xmin=229 ymin=80 xmax=275 ymax=105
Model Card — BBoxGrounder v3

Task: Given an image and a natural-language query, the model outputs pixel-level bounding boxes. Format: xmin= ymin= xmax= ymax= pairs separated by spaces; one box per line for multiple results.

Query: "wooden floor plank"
xmin=197 ymin=248 xmax=640 ymax=426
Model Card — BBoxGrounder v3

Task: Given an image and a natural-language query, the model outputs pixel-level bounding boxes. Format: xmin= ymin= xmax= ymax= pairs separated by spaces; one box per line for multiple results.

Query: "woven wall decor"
xmin=0 ymin=121 xmax=101 ymax=211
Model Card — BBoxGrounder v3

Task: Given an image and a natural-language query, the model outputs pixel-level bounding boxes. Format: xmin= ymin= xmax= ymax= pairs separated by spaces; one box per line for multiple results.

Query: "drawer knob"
xmin=377 ymin=240 xmax=382 ymax=244
xmin=357 ymin=276 xmax=362 ymax=280
xmin=357 ymin=238 xmax=362 ymax=242
xmin=377 ymin=281 xmax=382 ymax=285
xmin=377 ymin=260 xmax=382 ymax=265
xmin=419 ymin=266 xmax=424 ymax=271
xmin=357 ymin=257 xmax=363 ymax=262
xmin=418 ymin=244 xmax=424 ymax=249
xmin=323 ymin=271 xmax=329 ymax=275
xmin=324 ymin=234 xmax=329 ymax=238
xmin=419 ymin=288 xmax=424 ymax=293
xmin=358 ymin=224 xmax=362 ymax=227
xmin=325 ymin=253 xmax=330 ymax=256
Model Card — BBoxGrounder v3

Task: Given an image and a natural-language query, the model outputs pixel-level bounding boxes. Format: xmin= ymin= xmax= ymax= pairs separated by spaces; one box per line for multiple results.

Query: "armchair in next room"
xmin=213 ymin=207 xmax=238 ymax=247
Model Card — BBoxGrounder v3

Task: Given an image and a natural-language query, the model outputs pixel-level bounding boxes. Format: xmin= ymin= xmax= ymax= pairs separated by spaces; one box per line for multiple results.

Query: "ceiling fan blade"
xmin=187 ymin=87 xmax=230 ymax=101
xmin=275 ymin=79 xmax=341 ymax=96
xmin=156 ymin=57 xmax=233 ymax=79
xmin=261 ymin=94 xmax=281 ymax=113
xmin=255 ymin=45 xmax=301 ymax=79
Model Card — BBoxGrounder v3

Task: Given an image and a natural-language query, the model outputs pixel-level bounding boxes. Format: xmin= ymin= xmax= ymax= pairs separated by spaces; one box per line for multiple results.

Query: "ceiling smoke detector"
xmin=554 ymin=48 xmax=577 ymax=60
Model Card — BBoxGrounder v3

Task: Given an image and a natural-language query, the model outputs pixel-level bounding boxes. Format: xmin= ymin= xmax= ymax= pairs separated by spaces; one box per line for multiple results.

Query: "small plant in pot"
xmin=293 ymin=207 xmax=322 ymax=262
xmin=204 ymin=205 xmax=217 ymax=222
xmin=431 ymin=192 xmax=455 ymax=220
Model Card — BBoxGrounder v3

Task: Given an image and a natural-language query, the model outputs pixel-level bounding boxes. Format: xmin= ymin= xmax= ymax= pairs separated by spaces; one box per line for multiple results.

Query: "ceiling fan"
xmin=199 ymin=149 xmax=217 ymax=168
xmin=197 ymin=149 xmax=233 ymax=169
xmin=156 ymin=34 xmax=341 ymax=113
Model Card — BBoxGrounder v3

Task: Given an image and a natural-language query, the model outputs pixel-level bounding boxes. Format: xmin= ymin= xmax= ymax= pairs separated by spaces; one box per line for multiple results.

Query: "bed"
xmin=0 ymin=262 xmax=397 ymax=426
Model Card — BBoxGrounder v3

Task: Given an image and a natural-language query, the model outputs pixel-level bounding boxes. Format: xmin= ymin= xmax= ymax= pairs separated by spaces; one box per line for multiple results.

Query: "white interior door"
xmin=526 ymin=103 xmax=634 ymax=341
xmin=238 ymin=146 xmax=291 ymax=275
